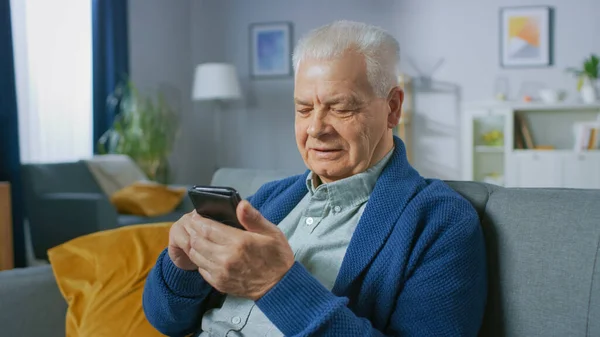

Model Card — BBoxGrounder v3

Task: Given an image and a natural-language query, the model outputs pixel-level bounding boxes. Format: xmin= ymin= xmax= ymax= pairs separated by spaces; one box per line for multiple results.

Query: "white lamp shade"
xmin=192 ymin=63 xmax=242 ymax=101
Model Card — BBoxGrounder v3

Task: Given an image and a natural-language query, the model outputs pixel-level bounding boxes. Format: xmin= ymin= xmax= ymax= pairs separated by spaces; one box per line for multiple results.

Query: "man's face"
xmin=294 ymin=51 xmax=402 ymax=183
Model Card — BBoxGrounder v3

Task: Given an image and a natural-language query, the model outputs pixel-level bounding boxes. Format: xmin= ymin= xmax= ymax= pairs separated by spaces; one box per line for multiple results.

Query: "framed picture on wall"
xmin=500 ymin=6 xmax=553 ymax=68
xmin=249 ymin=22 xmax=293 ymax=78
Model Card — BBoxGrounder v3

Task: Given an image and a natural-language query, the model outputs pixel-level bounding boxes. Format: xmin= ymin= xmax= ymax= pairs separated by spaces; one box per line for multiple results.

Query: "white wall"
xmin=196 ymin=0 xmax=397 ymax=175
xmin=394 ymin=0 xmax=600 ymax=102
xmin=393 ymin=0 xmax=600 ymax=179
xmin=128 ymin=0 xmax=209 ymax=184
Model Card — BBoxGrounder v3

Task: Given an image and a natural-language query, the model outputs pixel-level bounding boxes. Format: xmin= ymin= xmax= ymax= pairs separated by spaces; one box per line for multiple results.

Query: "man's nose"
xmin=306 ymin=110 xmax=330 ymax=138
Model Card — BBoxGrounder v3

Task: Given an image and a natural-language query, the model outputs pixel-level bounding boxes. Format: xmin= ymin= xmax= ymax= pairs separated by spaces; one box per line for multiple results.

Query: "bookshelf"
xmin=461 ymin=101 xmax=600 ymax=188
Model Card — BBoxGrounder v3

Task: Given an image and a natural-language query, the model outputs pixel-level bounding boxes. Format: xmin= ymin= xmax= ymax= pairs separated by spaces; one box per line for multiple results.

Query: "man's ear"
xmin=386 ymin=87 xmax=404 ymax=128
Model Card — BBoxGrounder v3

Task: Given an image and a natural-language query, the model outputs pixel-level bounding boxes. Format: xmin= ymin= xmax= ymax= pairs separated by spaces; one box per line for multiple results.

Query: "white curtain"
xmin=11 ymin=0 xmax=93 ymax=164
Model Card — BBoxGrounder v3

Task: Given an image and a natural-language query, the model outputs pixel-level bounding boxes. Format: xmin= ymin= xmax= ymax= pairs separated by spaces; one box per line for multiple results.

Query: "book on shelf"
xmin=573 ymin=121 xmax=600 ymax=151
xmin=514 ymin=113 xmax=535 ymax=149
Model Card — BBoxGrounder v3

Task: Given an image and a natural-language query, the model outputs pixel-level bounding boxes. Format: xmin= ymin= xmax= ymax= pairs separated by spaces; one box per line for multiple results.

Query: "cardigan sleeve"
xmin=256 ymin=215 xmax=487 ymax=336
xmin=142 ymin=249 xmax=213 ymax=337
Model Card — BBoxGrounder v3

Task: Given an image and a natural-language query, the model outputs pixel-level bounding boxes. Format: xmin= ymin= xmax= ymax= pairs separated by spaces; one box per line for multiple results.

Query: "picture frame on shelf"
xmin=500 ymin=6 xmax=553 ymax=68
xmin=249 ymin=22 xmax=293 ymax=78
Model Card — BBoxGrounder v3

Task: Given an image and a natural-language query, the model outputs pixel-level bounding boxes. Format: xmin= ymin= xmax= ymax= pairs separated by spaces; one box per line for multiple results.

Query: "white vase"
xmin=581 ymin=79 xmax=598 ymax=104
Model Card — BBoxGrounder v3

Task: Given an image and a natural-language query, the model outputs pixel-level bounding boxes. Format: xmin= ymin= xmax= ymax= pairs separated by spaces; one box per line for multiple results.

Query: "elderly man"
xmin=143 ymin=20 xmax=487 ymax=336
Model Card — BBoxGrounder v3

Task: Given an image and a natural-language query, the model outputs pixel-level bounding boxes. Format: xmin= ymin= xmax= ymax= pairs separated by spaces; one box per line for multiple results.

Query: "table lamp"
xmin=192 ymin=63 xmax=242 ymax=169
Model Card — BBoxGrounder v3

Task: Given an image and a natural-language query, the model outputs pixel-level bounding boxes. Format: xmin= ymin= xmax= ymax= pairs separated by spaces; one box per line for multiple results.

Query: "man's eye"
xmin=296 ymin=108 xmax=312 ymax=114
xmin=333 ymin=108 xmax=354 ymax=114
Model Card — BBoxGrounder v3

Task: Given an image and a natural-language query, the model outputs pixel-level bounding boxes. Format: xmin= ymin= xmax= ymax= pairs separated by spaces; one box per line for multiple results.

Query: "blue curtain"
xmin=0 ymin=0 xmax=25 ymax=268
xmin=92 ymin=0 xmax=129 ymax=153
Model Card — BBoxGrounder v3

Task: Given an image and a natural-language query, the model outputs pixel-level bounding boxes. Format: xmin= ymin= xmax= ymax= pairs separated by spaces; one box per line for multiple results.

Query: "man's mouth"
xmin=309 ymin=148 xmax=343 ymax=159
xmin=312 ymin=148 xmax=340 ymax=152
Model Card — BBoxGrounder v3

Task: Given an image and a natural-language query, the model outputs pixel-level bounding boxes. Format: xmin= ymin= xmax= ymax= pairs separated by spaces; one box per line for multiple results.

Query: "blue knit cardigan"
xmin=143 ymin=137 xmax=487 ymax=336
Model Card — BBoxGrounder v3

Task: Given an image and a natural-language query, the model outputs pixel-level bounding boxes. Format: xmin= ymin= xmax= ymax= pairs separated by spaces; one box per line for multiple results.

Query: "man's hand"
xmin=168 ymin=211 xmax=201 ymax=271
xmin=185 ymin=200 xmax=295 ymax=301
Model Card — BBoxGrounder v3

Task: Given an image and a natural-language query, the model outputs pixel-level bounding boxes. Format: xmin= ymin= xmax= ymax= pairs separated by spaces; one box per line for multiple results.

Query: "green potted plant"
xmin=98 ymin=81 xmax=180 ymax=184
xmin=567 ymin=54 xmax=599 ymax=103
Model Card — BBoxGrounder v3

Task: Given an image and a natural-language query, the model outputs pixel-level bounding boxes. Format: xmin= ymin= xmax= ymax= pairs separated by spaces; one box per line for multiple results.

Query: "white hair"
xmin=292 ymin=20 xmax=400 ymax=98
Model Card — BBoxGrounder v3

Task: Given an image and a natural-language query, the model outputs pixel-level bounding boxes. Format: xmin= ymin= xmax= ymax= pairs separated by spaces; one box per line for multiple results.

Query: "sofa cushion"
xmin=110 ymin=182 xmax=186 ymax=217
xmin=48 ymin=222 xmax=172 ymax=337
xmin=83 ymin=154 xmax=149 ymax=197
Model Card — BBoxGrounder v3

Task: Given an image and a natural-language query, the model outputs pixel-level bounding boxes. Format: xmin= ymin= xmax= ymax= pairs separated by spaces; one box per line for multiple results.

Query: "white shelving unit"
xmin=462 ymin=101 xmax=600 ymax=188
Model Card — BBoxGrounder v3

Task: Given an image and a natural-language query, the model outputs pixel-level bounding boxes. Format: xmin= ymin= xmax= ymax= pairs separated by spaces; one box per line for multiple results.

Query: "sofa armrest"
xmin=0 ymin=265 xmax=67 ymax=337
xmin=29 ymin=193 xmax=118 ymax=259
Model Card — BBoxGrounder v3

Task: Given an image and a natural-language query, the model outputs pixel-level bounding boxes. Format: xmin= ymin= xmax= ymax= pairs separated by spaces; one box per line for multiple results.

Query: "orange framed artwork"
xmin=500 ymin=6 xmax=553 ymax=68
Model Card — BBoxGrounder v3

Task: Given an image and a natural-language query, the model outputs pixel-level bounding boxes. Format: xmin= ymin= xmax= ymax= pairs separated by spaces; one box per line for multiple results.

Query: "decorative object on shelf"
xmin=573 ymin=121 xmax=600 ymax=151
xmin=249 ymin=22 xmax=293 ymax=78
xmin=538 ymin=88 xmax=567 ymax=104
xmin=193 ymin=63 xmax=242 ymax=169
xmin=97 ymin=81 xmax=180 ymax=184
xmin=482 ymin=129 xmax=504 ymax=146
xmin=517 ymin=81 xmax=545 ymax=102
xmin=566 ymin=54 xmax=599 ymax=104
xmin=500 ymin=6 xmax=553 ymax=68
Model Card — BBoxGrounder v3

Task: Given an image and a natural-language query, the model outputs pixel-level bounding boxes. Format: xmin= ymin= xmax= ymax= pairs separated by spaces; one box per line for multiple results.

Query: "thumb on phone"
xmin=237 ymin=200 xmax=277 ymax=234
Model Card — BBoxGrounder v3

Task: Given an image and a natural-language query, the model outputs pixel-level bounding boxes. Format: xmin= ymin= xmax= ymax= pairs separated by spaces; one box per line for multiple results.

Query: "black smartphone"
xmin=188 ymin=185 xmax=244 ymax=230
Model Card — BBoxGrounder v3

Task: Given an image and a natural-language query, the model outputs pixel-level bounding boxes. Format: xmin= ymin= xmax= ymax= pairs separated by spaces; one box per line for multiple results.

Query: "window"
xmin=11 ymin=0 xmax=92 ymax=163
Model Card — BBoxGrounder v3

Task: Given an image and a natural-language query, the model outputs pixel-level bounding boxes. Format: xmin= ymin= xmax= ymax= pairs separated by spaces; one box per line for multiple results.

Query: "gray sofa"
xmin=21 ymin=161 xmax=192 ymax=260
xmin=1 ymin=167 xmax=598 ymax=337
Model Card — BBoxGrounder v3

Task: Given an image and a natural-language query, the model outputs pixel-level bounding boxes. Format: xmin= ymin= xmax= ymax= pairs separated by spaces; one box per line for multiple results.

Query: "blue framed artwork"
xmin=250 ymin=22 xmax=293 ymax=78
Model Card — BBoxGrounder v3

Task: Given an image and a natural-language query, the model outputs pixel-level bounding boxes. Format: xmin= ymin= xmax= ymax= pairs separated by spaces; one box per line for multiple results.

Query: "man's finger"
xmin=188 ymin=247 xmax=217 ymax=271
xmin=185 ymin=211 xmax=241 ymax=245
xmin=170 ymin=222 xmax=191 ymax=252
xmin=236 ymin=200 xmax=277 ymax=234
xmin=198 ymin=267 xmax=218 ymax=290
xmin=189 ymin=232 xmax=229 ymax=265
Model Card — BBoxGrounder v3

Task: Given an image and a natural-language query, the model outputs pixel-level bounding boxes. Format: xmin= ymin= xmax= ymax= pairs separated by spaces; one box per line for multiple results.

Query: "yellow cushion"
xmin=110 ymin=181 xmax=186 ymax=217
xmin=48 ymin=223 xmax=172 ymax=337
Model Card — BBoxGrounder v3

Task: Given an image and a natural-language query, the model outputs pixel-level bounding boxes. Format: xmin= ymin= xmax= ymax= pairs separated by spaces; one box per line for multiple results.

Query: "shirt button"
xmin=334 ymin=205 xmax=341 ymax=213
xmin=231 ymin=316 xmax=241 ymax=324
xmin=305 ymin=217 xmax=314 ymax=225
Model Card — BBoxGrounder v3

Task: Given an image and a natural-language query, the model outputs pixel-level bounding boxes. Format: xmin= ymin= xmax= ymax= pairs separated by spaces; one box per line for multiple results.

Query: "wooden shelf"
xmin=0 ymin=182 xmax=13 ymax=271
xmin=475 ymin=145 xmax=504 ymax=153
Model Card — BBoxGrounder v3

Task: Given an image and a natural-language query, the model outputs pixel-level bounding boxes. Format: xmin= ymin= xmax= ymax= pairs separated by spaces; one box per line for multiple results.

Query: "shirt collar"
xmin=305 ymin=147 xmax=394 ymax=208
